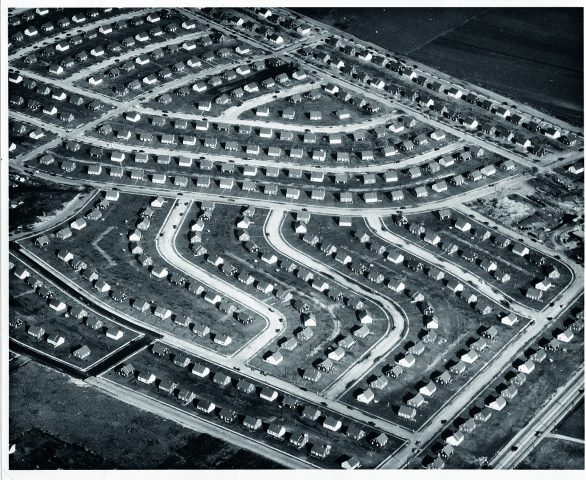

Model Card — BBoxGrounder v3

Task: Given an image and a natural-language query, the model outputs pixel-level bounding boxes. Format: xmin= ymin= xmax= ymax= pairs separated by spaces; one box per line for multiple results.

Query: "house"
xmin=27 ymin=325 xmax=45 ymax=339
xmin=289 ymin=432 xmax=309 ymax=449
xmin=419 ymin=381 xmax=437 ymax=397
xmin=73 ymin=345 xmax=91 ymax=360
xmin=137 ymin=371 xmax=156 ymax=384
xmin=191 ymin=363 xmax=210 ymax=378
xmin=526 ymin=287 xmax=543 ymax=301
xmin=446 ymin=430 xmax=465 ymax=446
xmin=510 ymin=242 xmax=530 ymax=258
xmin=454 ymin=219 xmax=472 ymax=232
xmin=323 ymin=416 xmax=342 ymax=432
xmin=236 ymin=379 xmax=256 ymax=394
xmin=196 ymin=399 xmax=216 ymax=415
xmin=398 ymin=404 xmax=417 ymax=419
xmin=557 ymin=329 xmax=575 ymax=343
xmin=341 ymin=457 xmax=361 ymax=470
xmin=267 ymin=423 xmax=287 ymax=440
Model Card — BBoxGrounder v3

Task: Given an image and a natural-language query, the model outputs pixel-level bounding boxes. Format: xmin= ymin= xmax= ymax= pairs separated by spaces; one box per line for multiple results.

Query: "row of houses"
xmin=326 ymin=37 xmax=578 ymax=153
xmin=128 ymin=347 xmax=375 ymax=465
xmin=12 ymin=261 xmax=124 ymax=352
xmin=9 ymin=7 xmax=114 ymax=43
xmin=425 ymin=318 xmax=565 ymax=468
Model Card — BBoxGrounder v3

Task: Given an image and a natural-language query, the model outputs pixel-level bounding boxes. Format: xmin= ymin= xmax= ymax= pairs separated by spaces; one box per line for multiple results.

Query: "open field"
xmin=516 ymin=437 xmax=584 ymax=470
xmin=9 ymin=175 xmax=87 ymax=232
xmin=299 ymin=8 xmax=583 ymax=126
xmin=19 ymin=192 xmax=265 ymax=355
xmin=554 ymin=398 xmax=585 ymax=440
xmin=9 ymin=360 xmax=280 ymax=469
xmin=103 ymin=340 xmax=404 ymax=469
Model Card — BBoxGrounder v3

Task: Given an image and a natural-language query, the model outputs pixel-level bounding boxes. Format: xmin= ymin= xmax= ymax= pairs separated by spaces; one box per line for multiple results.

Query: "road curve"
xmin=365 ymin=214 xmax=542 ymax=317
xmin=263 ymin=207 xmax=408 ymax=400
xmin=155 ymin=198 xmax=287 ymax=362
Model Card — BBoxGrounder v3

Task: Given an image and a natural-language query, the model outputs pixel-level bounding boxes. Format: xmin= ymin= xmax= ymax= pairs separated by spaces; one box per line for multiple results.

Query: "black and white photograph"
xmin=2 ymin=2 xmax=584 ymax=476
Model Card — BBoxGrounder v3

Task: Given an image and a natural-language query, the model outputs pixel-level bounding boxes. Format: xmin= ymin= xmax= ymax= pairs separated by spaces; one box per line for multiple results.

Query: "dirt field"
xmin=517 ymin=437 xmax=584 ymax=470
xmin=299 ymin=8 xmax=583 ymax=126
xmin=9 ymin=360 xmax=280 ymax=469
xmin=9 ymin=176 xmax=86 ymax=232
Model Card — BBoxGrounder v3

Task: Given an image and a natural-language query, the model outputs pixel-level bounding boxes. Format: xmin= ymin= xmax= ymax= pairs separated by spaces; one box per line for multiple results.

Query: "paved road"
xmin=86 ymin=375 xmax=316 ymax=469
xmin=8 ymin=9 xmax=151 ymax=62
xmin=292 ymin=12 xmax=581 ymax=134
xmin=263 ymin=208 xmax=408 ymax=400
xmin=365 ymin=215 xmax=561 ymax=317
xmin=155 ymin=198 xmax=288 ymax=362
xmin=547 ymin=433 xmax=585 ymax=445
xmin=62 ymin=130 xmax=466 ymax=173
xmin=292 ymin=58 xmax=563 ymax=171
xmin=64 ymin=31 xmax=210 ymax=83
xmin=18 ymin=240 xmax=415 ymax=441
xmin=9 ymin=189 xmax=100 ymax=241
xmin=8 ymin=168 xmax=527 ymax=221
xmin=489 ymin=366 xmax=584 ymax=468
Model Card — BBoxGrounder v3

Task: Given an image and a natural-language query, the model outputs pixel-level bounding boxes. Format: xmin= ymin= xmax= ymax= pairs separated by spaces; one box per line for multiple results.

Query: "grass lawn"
xmin=10 ymin=78 xmax=114 ymax=128
xmin=9 ymin=119 xmax=57 ymax=158
xmin=12 ymin=10 xmax=193 ymax=81
xmin=174 ymin=202 xmax=391 ymax=392
xmin=19 ymin=192 xmax=265 ymax=355
xmin=104 ymin=341 xmax=404 ymax=469
xmin=517 ymin=437 xmax=584 ymax=470
xmin=554 ymin=398 xmax=585 ymax=440
xmin=140 ymin=62 xmax=306 ymax=117
xmin=31 ymin=136 xmax=520 ymax=212
xmin=238 ymin=89 xmax=388 ymax=127
xmin=9 ymin=176 xmax=86 ymax=232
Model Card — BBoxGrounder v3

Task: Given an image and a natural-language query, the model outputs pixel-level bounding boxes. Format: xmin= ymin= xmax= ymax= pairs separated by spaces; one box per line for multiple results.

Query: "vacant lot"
xmin=554 ymin=398 xmax=585 ymax=440
xmin=517 ymin=437 xmax=584 ymax=470
xmin=104 ymin=341 xmax=403 ymax=469
xmin=9 ymin=360 xmax=279 ymax=469
xmin=9 ymin=176 xmax=86 ymax=232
